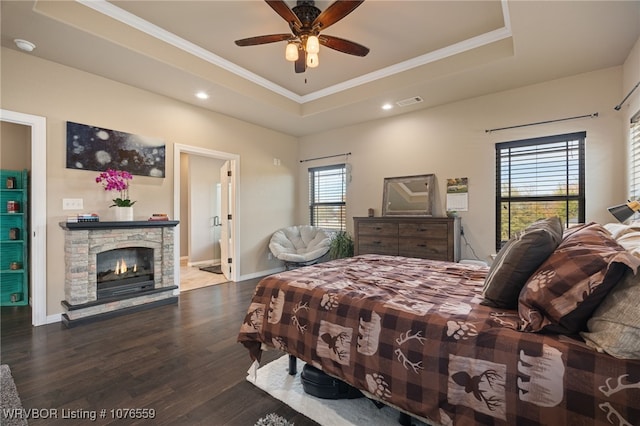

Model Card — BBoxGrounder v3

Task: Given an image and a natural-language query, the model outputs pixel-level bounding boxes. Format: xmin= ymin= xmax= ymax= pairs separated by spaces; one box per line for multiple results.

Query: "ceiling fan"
xmin=234 ymin=0 xmax=370 ymax=73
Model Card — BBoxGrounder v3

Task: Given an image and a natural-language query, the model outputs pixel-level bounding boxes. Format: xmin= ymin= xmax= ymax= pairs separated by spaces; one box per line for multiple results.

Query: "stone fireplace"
xmin=59 ymin=220 xmax=179 ymax=327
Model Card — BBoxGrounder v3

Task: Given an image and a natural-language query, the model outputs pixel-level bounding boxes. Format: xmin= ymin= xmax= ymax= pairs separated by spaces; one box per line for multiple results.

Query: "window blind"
xmin=630 ymin=112 xmax=640 ymax=200
xmin=309 ymin=164 xmax=346 ymax=231
xmin=495 ymin=132 xmax=585 ymax=249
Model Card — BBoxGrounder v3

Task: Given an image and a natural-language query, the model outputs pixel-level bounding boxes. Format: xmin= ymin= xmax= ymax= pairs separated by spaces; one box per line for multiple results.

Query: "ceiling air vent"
xmin=396 ymin=96 xmax=424 ymax=107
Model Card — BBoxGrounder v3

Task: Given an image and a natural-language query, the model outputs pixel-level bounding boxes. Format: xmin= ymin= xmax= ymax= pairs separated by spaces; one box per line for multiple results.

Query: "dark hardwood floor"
xmin=1 ymin=279 xmax=318 ymax=425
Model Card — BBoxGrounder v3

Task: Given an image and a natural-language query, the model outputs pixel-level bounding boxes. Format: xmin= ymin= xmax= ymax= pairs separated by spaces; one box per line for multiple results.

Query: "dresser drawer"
xmin=398 ymin=222 xmax=448 ymax=238
xmin=399 ymin=238 xmax=449 ymax=260
xmin=358 ymin=235 xmax=398 ymax=255
xmin=353 ymin=217 xmax=460 ymax=261
xmin=357 ymin=221 xmax=397 ymax=236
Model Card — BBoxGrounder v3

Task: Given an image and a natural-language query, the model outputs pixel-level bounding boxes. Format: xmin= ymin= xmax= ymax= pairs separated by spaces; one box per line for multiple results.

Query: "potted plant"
xmin=329 ymin=231 xmax=354 ymax=259
xmin=95 ymin=169 xmax=136 ymax=221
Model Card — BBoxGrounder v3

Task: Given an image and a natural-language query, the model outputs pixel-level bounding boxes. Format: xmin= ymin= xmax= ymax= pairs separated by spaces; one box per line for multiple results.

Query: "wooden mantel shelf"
xmin=59 ymin=220 xmax=179 ymax=230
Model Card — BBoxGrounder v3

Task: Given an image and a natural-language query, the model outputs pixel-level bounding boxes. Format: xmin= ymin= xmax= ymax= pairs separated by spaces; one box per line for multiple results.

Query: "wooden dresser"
xmin=353 ymin=216 xmax=461 ymax=262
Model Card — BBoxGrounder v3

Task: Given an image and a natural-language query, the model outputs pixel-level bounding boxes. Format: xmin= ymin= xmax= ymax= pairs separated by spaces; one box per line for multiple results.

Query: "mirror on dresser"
xmin=382 ymin=174 xmax=435 ymax=216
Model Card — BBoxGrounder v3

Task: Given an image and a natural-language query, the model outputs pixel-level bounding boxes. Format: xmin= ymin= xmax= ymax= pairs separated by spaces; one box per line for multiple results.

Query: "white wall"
xmin=298 ymin=67 xmax=629 ymax=263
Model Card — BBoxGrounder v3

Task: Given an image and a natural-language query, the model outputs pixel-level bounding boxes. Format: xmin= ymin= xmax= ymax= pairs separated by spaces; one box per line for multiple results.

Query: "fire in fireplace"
xmin=96 ymin=247 xmax=154 ymax=299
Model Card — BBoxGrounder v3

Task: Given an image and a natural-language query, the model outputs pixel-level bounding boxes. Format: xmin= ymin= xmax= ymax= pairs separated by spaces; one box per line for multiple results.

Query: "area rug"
xmin=1 ymin=364 xmax=28 ymax=426
xmin=247 ymin=355 xmax=429 ymax=426
xmin=255 ymin=412 xmax=294 ymax=426
xmin=199 ymin=265 xmax=223 ymax=274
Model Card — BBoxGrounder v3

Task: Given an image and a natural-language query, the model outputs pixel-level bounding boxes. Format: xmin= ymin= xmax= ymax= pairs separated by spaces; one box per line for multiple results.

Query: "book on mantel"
xmin=67 ymin=213 xmax=99 ymax=223
xmin=148 ymin=213 xmax=169 ymax=221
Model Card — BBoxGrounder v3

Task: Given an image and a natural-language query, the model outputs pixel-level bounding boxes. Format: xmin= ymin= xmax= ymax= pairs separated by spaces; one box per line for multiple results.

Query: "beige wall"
xmin=622 ymin=37 xmax=640 ymax=120
xmin=2 ymin=34 xmax=639 ymax=319
xmin=1 ymin=47 xmax=298 ymax=317
xmin=298 ymin=66 xmax=630 ymax=263
xmin=1 ymin=121 xmax=31 ymax=170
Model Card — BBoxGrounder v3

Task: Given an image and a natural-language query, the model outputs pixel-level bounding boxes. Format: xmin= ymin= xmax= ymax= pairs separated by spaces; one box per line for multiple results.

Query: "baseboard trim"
xmin=240 ymin=266 xmax=285 ymax=281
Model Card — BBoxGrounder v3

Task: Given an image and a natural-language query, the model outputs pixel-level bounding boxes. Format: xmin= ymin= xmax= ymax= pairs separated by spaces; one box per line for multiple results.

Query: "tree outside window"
xmin=496 ymin=132 xmax=585 ymax=250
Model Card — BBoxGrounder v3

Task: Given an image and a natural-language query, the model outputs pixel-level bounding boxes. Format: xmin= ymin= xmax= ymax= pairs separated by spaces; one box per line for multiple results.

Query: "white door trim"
xmin=0 ymin=109 xmax=47 ymax=326
xmin=173 ymin=144 xmax=240 ymax=284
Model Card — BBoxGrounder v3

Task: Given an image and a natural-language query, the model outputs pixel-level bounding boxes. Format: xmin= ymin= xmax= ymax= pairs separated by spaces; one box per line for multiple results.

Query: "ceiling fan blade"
xmin=313 ymin=0 xmax=364 ymax=31
xmin=319 ymin=35 xmax=369 ymax=56
xmin=235 ymin=34 xmax=293 ymax=46
xmin=265 ymin=0 xmax=302 ymax=30
xmin=295 ymin=50 xmax=307 ymax=73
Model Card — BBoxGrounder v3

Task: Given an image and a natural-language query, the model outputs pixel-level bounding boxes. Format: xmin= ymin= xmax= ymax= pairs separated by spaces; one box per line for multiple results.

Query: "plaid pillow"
xmin=518 ymin=222 xmax=640 ymax=335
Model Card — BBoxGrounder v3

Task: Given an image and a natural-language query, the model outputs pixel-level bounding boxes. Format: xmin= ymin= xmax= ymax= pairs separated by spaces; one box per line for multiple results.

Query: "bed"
xmin=238 ymin=220 xmax=640 ymax=425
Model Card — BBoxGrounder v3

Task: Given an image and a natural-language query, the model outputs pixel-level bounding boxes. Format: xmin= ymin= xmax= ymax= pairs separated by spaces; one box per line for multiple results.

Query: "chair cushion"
xmin=269 ymin=225 xmax=331 ymax=263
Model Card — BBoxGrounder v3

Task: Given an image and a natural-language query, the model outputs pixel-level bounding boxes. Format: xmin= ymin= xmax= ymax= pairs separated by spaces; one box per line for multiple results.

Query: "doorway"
xmin=173 ymin=144 xmax=240 ymax=288
xmin=0 ymin=109 xmax=47 ymax=326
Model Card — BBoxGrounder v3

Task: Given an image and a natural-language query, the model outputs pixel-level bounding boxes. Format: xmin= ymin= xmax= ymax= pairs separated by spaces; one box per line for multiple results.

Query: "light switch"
xmin=62 ymin=198 xmax=84 ymax=210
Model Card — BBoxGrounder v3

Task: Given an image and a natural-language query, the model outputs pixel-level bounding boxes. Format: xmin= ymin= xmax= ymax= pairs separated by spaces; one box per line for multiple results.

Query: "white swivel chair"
xmin=269 ymin=225 xmax=331 ymax=270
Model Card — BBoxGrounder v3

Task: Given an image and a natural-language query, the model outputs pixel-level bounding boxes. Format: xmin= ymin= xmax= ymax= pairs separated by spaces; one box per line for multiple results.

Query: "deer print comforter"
xmin=237 ymin=254 xmax=640 ymax=426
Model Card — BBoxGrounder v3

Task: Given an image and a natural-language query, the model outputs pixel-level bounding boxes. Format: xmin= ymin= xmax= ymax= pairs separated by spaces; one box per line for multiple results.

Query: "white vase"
xmin=114 ymin=206 xmax=134 ymax=221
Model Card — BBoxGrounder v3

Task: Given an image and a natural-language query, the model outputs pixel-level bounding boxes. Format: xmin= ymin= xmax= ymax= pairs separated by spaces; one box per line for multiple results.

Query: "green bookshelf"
xmin=0 ymin=169 xmax=28 ymax=306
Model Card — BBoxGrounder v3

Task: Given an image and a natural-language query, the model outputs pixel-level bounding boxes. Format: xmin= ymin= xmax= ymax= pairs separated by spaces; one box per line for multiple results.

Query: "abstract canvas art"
xmin=66 ymin=121 xmax=165 ymax=178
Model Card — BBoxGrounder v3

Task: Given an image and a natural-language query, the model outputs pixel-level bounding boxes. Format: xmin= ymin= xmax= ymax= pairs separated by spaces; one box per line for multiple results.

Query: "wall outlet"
xmin=267 ymin=252 xmax=273 ymax=260
xmin=62 ymin=198 xmax=83 ymax=210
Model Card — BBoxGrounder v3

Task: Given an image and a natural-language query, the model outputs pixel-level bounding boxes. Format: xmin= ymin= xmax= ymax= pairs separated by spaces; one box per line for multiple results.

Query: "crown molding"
xmin=77 ymin=0 xmax=512 ymax=105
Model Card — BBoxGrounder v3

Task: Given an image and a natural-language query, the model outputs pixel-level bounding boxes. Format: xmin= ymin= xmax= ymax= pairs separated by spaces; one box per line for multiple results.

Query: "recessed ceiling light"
xmin=195 ymin=91 xmax=209 ymax=100
xmin=14 ymin=39 xmax=36 ymax=52
xmin=382 ymin=103 xmax=393 ymax=110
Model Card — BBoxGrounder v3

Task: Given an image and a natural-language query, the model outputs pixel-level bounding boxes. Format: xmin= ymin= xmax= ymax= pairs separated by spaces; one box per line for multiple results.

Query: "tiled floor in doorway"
xmin=180 ymin=263 xmax=229 ymax=292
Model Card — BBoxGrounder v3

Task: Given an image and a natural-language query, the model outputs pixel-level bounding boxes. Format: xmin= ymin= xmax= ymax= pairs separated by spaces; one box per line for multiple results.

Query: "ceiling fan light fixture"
xmin=234 ymin=0 xmax=368 ymax=74
xmin=285 ymin=42 xmax=299 ymax=61
xmin=306 ymin=35 xmax=320 ymax=54
xmin=306 ymin=52 xmax=319 ymax=68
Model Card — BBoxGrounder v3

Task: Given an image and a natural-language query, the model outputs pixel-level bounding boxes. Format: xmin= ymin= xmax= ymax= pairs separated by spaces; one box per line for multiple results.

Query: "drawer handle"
xmin=417 ymin=228 xmax=427 ymax=232
xmin=373 ymin=241 xmax=382 ymax=245
xmin=417 ymin=244 xmax=427 ymax=247
xmin=374 ymin=227 xmax=382 ymax=230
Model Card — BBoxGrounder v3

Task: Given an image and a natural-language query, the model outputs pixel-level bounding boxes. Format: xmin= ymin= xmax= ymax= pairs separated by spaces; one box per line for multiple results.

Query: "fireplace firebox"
xmin=96 ymin=247 xmax=154 ymax=299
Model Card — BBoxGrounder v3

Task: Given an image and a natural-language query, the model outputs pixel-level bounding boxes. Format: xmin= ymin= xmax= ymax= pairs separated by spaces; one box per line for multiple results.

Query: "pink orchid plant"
xmin=95 ymin=169 xmax=136 ymax=207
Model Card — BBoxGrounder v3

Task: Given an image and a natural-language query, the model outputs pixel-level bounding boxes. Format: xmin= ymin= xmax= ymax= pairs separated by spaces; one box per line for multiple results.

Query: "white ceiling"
xmin=1 ymin=1 xmax=639 ymax=136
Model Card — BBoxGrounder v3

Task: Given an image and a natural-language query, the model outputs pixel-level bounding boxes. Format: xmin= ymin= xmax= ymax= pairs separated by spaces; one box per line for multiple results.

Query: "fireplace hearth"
xmin=60 ymin=220 xmax=179 ymax=327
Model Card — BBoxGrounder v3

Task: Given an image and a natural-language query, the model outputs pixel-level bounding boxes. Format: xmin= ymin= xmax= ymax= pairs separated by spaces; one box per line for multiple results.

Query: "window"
xmin=309 ymin=164 xmax=346 ymax=231
xmin=629 ymin=112 xmax=640 ymax=200
xmin=496 ymin=132 xmax=585 ymax=250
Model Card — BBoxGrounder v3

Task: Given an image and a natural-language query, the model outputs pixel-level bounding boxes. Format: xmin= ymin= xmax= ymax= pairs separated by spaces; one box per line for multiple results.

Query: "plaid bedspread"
xmin=238 ymin=255 xmax=640 ymax=425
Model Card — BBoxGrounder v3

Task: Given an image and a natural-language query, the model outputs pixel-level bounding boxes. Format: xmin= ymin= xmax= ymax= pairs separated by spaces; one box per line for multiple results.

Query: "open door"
xmin=220 ymin=160 xmax=233 ymax=280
